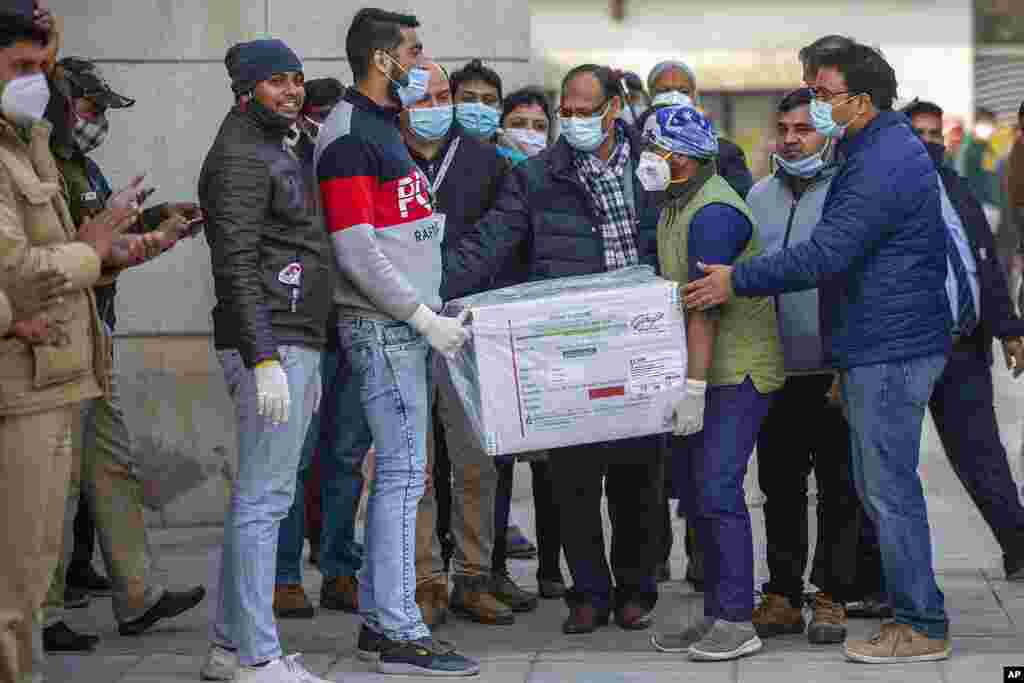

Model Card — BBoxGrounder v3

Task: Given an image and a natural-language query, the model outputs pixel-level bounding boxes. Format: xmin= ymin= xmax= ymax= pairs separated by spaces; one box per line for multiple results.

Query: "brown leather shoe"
xmin=562 ymin=604 xmax=611 ymax=635
xmin=752 ymin=593 xmax=805 ymax=637
xmin=843 ymin=622 xmax=951 ymax=663
xmin=808 ymin=592 xmax=847 ymax=644
xmin=320 ymin=575 xmax=359 ymax=613
xmin=273 ymin=584 xmax=315 ymax=619
xmin=615 ymin=603 xmax=653 ymax=631
xmin=416 ymin=575 xmax=449 ymax=627
xmin=450 ymin=576 xmax=515 ymax=625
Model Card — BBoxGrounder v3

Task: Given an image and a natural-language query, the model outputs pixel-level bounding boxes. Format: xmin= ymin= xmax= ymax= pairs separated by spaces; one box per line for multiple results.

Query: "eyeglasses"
xmin=558 ymin=98 xmax=611 ymax=120
xmin=808 ymin=87 xmax=850 ymax=102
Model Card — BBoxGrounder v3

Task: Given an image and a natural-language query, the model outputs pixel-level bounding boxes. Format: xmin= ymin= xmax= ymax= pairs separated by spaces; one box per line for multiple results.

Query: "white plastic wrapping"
xmin=441 ymin=266 xmax=688 ymax=457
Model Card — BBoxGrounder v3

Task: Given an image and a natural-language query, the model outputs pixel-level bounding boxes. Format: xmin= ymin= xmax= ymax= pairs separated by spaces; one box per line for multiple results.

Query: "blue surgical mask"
xmin=810 ymin=98 xmax=849 ymax=139
xmin=456 ymin=102 xmax=500 ymax=138
xmin=408 ymin=105 xmax=454 ymax=141
xmin=652 ymin=91 xmax=693 ymax=109
xmin=559 ymin=103 xmax=611 ymax=153
xmin=773 ymin=150 xmax=826 ymax=178
xmin=379 ymin=52 xmax=430 ymax=109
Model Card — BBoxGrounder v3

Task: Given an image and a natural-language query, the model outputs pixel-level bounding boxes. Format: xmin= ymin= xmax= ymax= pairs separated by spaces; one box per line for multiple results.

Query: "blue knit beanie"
xmin=225 ymin=39 xmax=302 ymax=95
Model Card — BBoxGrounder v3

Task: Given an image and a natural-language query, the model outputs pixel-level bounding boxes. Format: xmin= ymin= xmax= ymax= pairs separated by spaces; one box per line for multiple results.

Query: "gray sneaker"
xmin=651 ymin=618 xmax=714 ymax=653
xmin=688 ymin=619 xmax=763 ymax=661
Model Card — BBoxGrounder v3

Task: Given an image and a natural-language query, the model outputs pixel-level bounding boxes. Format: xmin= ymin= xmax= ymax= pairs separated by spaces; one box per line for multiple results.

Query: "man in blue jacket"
xmin=683 ymin=43 xmax=953 ymax=664
xmin=447 ymin=64 xmax=664 ymax=636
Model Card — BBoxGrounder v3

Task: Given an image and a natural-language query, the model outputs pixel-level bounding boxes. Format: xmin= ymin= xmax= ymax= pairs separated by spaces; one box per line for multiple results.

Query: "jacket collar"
xmin=837 ymin=110 xmax=906 ymax=159
xmin=407 ymin=122 xmax=465 ymax=165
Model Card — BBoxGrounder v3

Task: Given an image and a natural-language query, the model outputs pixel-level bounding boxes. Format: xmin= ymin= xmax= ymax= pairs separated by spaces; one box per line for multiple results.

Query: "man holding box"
xmin=446 ymin=63 xmax=664 ymax=635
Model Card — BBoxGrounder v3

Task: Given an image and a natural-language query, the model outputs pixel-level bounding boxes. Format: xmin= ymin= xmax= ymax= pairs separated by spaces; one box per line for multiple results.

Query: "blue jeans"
xmin=276 ymin=349 xmax=372 ymax=584
xmin=212 ymin=346 xmax=321 ymax=666
xmin=338 ymin=316 xmax=431 ymax=642
xmin=842 ymin=354 xmax=949 ymax=641
xmin=673 ymin=377 xmax=773 ymax=622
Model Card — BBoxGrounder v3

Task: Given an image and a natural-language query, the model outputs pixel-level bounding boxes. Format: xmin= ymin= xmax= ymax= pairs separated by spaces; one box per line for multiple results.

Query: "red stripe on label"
xmin=589 ymin=386 xmax=625 ymax=400
xmin=320 ymin=176 xmax=376 ymax=232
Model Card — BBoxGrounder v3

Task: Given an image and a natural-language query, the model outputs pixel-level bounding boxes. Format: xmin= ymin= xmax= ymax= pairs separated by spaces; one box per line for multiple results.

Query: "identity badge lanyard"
xmin=430 ymin=136 xmax=462 ymax=199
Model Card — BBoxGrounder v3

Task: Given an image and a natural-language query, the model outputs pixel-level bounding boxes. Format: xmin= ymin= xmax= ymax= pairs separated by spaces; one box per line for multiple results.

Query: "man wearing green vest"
xmin=639 ymin=106 xmax=784 ymax=662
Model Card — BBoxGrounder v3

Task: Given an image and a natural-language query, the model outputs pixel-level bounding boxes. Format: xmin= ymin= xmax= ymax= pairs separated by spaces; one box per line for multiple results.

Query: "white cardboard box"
xmin=444 ymin=267 xmax=687 ymax=457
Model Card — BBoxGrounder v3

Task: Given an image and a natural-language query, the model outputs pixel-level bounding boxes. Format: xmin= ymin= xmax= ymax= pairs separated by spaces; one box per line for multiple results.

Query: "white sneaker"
xmin=235 ymin=655 xmax=331 ymax=683
xmin=201 ymin=645 xmax=239 ymax=681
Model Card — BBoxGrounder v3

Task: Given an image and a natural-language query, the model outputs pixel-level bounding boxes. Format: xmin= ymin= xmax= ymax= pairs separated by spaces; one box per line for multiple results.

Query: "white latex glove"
xmin=406 ymin=304 xmax=470 ymax=358
xmin=672 ymin=378 xmax=708 ymax=436
xmin=255 ymin=360 xmax=290 ymax=425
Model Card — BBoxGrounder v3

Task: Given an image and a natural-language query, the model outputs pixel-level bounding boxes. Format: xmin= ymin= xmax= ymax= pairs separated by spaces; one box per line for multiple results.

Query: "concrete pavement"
xmin=46 ymin=362 xmax=1024 ymax=682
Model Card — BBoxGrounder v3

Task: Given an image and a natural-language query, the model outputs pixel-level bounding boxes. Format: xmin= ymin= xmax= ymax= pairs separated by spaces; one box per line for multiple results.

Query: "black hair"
xmin=561 ymin=64 xmax=619 ymax=102
xmin=902 ymin=100 xmax=944 ymax=120
xmin=501 ymin=86 xmax=552 ymax=126
xmin=1019 ymin=100 xmax=1024 ymax=122
xmin=816 ymin=43 xmax=898 ymax=111
xmin=345 ymin=8 xmax=420 ymax=83
xmin=622 ymin=71 xmax=644 ymax=94
xmin=0 ymin=19 xmax=47 ymax=50
xmin=799 ymin=34 xmax=856 ymax=74
xmin=975 ymin=107 xmax=997 ymax=123
xmin=304 ymin=77 xmax=345 ymax=108
xmin=450 ymin=58 xmax=503 ymax=103
xmin=778 ymin=87 xmax=813 ymax=113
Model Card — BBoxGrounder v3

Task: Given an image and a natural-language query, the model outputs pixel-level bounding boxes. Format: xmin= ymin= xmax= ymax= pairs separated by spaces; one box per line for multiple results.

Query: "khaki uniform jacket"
xmin=0 ymin=116 xmax=109 ymax=416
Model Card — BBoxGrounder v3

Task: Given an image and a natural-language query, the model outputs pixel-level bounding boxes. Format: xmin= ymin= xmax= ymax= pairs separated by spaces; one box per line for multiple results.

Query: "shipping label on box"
xmin=448 ymin=269 xmax=687 ymax=456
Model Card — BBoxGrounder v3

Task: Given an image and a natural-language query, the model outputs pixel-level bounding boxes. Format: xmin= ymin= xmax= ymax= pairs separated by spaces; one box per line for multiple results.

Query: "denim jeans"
xmin=842 ymin=353 xmax=949 ymax=641
xmin=337 ymin=316 xmax=431 ymax=642
xmin=212 ymin=345 xmax=321 ymax=666
xmin=276 ymin=349 xmax=372 ymax=585
xmin=673 ymin=377 xmax=774 ymax=622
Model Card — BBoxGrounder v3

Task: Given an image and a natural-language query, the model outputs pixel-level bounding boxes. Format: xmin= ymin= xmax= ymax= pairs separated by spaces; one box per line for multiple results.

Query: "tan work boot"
xmin=450 ymin=575 xmax=515 ymax=625
xmin=273 ymin=584 xmax=314 ymax=619
xmin=752 ymin=593 xmax=805 ymax=637
xmin=416 ymin=575 xmax=449 ymax=627
xmin=320 ymin=575 xmax=359 ymax=613
xmin=843 ymin=622 xmax=951 ymax=663
xmin=807 ymin=592 xmax=847 ymax=644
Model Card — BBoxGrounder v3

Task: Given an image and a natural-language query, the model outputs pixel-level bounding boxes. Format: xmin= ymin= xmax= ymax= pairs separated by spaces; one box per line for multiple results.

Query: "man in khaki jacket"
xmin=0 ymin=4 xmax=140 ymax=681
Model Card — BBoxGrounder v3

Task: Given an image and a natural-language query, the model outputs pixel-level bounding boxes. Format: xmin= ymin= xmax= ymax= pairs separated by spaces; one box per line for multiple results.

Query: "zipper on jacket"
xmin=782 ymin=198 xmax=799 ymax=249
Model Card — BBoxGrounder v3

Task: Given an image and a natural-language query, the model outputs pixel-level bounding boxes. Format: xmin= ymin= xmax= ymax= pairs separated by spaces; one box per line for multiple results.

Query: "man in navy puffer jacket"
xmin=683 ymin=43 xmax=953 ymax=665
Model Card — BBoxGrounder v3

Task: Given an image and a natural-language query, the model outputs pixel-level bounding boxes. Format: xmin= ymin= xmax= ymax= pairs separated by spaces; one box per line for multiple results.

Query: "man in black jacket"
xmin=398 ymin=60 xmax=537 ymax=628
xmin=198 ymin=39 xmax=332 ymax=683
xmin=897 ymin=103 xmax=1024 ymax=581
xmin=446 ymin=63 xmax=664 ymax=636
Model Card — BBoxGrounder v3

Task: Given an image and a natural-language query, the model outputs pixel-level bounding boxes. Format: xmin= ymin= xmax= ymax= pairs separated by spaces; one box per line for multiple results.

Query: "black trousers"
xmin=67 ymin=494 xmax=97 ymax=579
xmin=550 ymin=440 xmax=661 ymax=612
xmin=492 ymin=459 xmax=563 ymax=583
xmin=756 ymin=373 xmax=863 ymax=605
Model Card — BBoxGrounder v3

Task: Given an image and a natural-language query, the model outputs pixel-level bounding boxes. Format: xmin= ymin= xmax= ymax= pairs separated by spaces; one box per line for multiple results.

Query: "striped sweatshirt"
xmin=314 ymin=89 xmax=444 ymax=321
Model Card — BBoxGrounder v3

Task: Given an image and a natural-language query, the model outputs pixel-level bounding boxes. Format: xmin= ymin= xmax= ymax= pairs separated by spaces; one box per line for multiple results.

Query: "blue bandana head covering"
xmin=643 ymin=105 xmax=718 ymax=160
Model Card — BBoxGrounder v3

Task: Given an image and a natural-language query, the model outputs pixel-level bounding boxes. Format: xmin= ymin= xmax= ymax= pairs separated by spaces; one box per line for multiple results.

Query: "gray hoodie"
xmin=746 ymin=165 xmax=838 ymax=375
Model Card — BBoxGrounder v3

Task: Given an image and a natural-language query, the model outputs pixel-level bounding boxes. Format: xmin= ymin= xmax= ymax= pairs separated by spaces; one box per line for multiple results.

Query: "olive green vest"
xmin=658 ymin=174 xmax=785 ymax=393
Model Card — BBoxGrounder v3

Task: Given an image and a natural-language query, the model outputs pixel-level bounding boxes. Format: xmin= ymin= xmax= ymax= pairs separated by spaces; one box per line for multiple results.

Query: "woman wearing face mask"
xmin=495 ymin=87 xmax=551 ymax=166
xmin=643 ymin=105 xmax=783 ymax=662
xmin=639 ymin=60 xmax=754 ymax=199
xmin=450 ymin=58 xmax=503 ymax=142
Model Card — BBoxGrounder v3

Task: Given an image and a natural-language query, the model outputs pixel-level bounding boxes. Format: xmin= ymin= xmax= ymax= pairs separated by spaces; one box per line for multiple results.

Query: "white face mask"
xmin=636 ymin=150 xmax=672 ymax=192
xmin=652 ymin=91 xmax=693 ymax=109
xmin=1 ymin=74 xmax=50 ymax=126
xmin=503 ymin=127 xmax=548 ymax=156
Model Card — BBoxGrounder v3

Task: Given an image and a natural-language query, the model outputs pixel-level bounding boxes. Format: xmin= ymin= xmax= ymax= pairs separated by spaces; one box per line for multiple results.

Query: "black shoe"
xmin=490 ymin=572 xmax=538 ymax=613
xmin=43 ymin=621 xmax=99 ymax=653
xmin=538 ymin=578 xmax=567 ymax=600
xmin=118 ymin=586 xmax=206 ymax=636
xmin=66 ymin=565 xmax=113 ymax=597
xmin=378 ymin=637 xmax=480 ymax=676
xmin=357 ymin=625 xmax=386 ymax=662
xmin=63 ymin=585 xmax=91 ymax=609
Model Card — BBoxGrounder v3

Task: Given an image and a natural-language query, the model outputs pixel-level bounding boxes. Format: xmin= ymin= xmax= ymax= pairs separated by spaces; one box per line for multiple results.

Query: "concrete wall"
xmin=50 ymin=0 xmax=536 ymax=526
xmin=529 ymin=0 xmax=974 ymax=120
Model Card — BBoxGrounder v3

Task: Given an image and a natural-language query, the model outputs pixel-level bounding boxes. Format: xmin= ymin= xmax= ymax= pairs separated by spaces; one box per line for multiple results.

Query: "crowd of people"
xmin=3 ymin=2 xmax=1024 ymax=682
